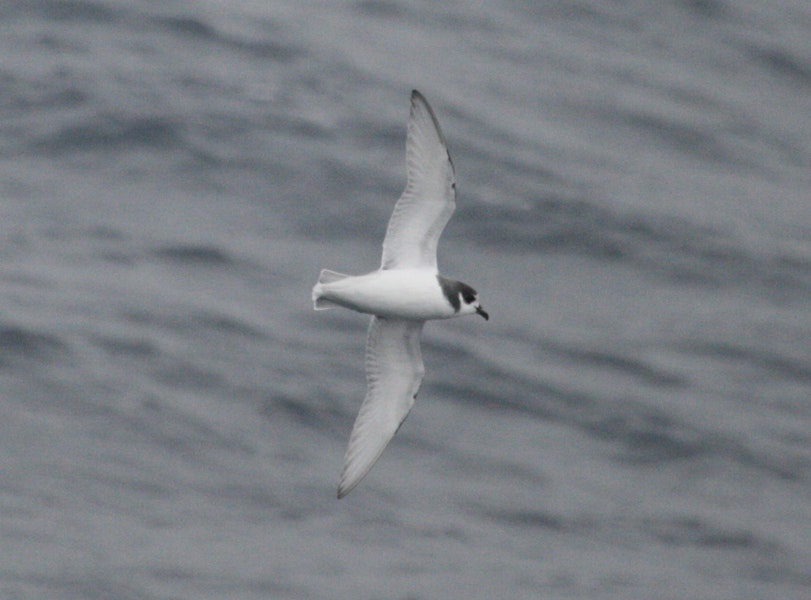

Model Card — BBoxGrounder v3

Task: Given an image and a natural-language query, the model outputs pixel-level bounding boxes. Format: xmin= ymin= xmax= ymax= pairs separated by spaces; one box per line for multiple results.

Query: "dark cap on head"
xmin=437 ymin=275 xmax=487 ymax=319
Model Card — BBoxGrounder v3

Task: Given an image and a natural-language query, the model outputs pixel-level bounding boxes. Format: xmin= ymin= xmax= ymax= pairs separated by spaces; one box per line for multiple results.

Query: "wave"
xmin=0 ymin=325 xmax=71 ymax=367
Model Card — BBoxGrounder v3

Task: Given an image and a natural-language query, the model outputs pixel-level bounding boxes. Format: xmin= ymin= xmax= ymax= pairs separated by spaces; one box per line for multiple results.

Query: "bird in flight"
xmin=312 ymin=90 xmax=488 ymax=498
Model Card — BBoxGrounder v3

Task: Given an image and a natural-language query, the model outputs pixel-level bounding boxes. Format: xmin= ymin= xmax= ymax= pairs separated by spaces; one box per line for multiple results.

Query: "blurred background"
xmin=2 ymin=1 xmax=811 ymax=598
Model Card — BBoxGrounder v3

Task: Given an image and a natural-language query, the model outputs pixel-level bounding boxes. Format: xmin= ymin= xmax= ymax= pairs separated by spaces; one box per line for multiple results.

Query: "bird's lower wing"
xmin=338 ymin=317 xmax=425 ymax=498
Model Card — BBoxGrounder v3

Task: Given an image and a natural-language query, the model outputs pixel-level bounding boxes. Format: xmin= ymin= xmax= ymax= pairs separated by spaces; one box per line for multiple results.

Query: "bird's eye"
xmin=461 ymin=291 xmax=476 ymax=304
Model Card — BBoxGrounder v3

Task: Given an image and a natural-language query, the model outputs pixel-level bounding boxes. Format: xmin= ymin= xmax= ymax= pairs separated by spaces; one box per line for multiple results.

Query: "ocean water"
xmin=2 ymin=0 xmax=811 ymax=598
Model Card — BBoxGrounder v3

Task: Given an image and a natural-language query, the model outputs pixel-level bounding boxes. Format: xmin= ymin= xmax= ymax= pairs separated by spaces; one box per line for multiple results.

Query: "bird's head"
xmin=437 ymin=276 xmax=489 ymax=320
xmin=457 ymin=283 xmax=489 ymax=321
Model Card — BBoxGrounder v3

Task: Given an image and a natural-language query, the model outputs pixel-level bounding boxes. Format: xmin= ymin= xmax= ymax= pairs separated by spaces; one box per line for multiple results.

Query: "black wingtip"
xmin=407 ymin=90 xmax=449 ymax=155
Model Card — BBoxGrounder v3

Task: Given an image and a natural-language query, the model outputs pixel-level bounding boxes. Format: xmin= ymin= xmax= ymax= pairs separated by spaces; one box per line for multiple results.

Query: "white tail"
xmin=312 ymin=269 xmax=350 ymax=310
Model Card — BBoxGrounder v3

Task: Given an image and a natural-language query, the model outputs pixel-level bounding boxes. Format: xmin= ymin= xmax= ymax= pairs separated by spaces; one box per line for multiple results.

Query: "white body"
xmin=312 ymin=91 xmax=487 ymax=498
xmin=314 ymin=268 xmax=457 ymax=320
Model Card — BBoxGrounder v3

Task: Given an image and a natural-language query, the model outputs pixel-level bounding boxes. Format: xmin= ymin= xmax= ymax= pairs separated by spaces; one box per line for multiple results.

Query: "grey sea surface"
xmin=2 ymin=1 xmax=811 ymax=598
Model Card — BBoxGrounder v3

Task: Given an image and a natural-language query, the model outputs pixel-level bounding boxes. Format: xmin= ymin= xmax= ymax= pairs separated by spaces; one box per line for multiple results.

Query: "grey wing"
xmin=380 ymin=90 xmax=456 ymax=271
xmin=338 ymin=317 xmax=425 ymax=498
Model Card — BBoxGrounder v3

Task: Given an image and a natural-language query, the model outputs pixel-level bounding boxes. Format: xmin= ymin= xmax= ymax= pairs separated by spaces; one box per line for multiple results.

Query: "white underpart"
xmin=313 ymin=268 xmax=456 ymax=320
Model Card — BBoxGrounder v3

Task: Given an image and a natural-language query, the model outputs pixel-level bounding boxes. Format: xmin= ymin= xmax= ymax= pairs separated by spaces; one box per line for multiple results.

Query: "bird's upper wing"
xmin=380 ymin=90 xmax=456 ymax=271
xmin=338 ymin=317 xmax=425 ymax=498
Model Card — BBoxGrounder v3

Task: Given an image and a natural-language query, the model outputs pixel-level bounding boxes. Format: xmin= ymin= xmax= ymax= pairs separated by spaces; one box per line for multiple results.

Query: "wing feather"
xmin=380 ymin=90 xmax=456 ymax=271
xmin=338 ymin=317 xmax=425 ymax=498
